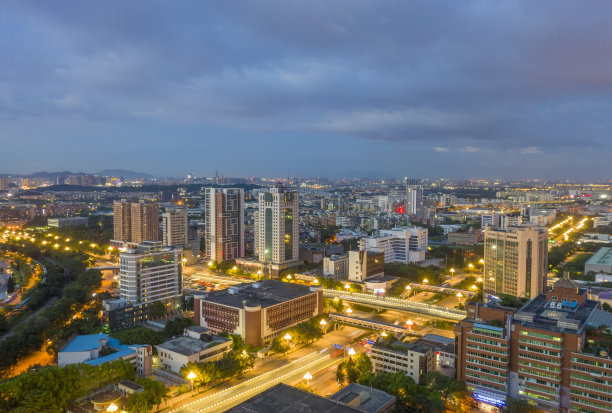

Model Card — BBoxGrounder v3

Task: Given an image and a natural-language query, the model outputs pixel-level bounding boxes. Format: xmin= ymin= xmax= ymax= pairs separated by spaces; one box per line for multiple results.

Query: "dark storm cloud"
xmin=0 ymin=1 xmax=611 ymax=178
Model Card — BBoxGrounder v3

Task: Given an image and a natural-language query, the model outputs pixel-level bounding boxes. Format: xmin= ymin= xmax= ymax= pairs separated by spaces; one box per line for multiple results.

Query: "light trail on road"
xmin=171 ymin=351 xmax=335 ymax=413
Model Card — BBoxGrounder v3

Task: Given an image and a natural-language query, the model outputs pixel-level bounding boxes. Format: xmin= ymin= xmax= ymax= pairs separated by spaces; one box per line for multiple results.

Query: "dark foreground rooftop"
xmin=226 ymin=383 xmax=365 ymax=413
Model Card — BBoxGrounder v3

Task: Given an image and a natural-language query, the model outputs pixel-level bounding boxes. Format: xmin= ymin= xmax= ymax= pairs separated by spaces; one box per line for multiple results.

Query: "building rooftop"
xmin=226 ymin=383 xmax=365 ymax=413
xmin=202 ymin=280 xmax=318 ymax=309
xmin=61 ymin=333 xmax=108 ymax=353
xmin=586 ymin=247 xmax=612 ymax=267
xmin=515 ymin=293 xmax=599 ymax=333
xmin=156 ymin=335 xmax=230 ymax=357
xmin=329 ymin=383 xmax=396 ymax=413
xmin=84 ymin=338 xmax=143 ymax=366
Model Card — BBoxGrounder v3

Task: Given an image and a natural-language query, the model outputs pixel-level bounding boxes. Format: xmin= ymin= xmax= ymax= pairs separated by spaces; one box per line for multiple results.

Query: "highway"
xmin=171 ymin=351 xmax=335 ymax=412
xmin=323 ymin=289 xmax=467 ymax=321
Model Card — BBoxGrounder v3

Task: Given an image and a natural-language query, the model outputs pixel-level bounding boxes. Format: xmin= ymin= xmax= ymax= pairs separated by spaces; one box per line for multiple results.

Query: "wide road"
xmin=323 ymin=289 xmax=467 ymax=321
xmin=172 ymin=351 xmax=335 ymax=412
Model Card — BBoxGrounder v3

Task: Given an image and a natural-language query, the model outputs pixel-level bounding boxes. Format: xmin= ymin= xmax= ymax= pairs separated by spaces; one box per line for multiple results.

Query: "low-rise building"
xmin=323 ymin=254 xmax=349 ymax=280
xmin=585 ymin=247 xmax=612 ymax=275
xmin=155 ymin=326 xmax=232 ymax=373
xmin=348 ymin=250 xmax=384 ymax=282
xmin=194 ymin=280 xmax=323 ymax=347
xmin=47 ymin=217 xmax=89 ymax=228
xmin=448 ymin=229 xmax=483 ymax=246
xmin=57 ymin=334 xmax=152 ymax=376
xmin=370 ymin=339 xmax=434 ymax=383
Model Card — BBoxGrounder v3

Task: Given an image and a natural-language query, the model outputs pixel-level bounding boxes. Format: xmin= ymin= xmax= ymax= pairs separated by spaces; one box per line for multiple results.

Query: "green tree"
xmin=271 ymin=336 xmax=289 ymax=354
xmin=6 ymin=276 xmax=16 ymax=294
xmin=150 ymin=301 xmax=167 ymax=320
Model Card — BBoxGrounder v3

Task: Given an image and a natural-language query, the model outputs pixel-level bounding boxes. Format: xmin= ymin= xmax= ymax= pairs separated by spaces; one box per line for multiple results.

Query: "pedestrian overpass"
xmin=328 ymin=313 xmax=409 ymax=334
xmin=323 ymin=289 xmax=466 ymax=321
xmin=401 ymin=283 xmax=475 ymax=299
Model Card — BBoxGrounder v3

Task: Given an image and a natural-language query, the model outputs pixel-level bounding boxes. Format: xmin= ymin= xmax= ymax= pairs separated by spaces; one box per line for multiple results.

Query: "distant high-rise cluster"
xmin=113 ymin=200 xmax=159 ymax=244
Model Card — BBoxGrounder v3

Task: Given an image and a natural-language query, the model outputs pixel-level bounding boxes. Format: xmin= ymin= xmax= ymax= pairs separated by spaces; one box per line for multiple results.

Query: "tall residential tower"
xmin=204 ymin=188 xmax=244 ymax=262
xmin=255 ymin=187 xmax=299 ymax=265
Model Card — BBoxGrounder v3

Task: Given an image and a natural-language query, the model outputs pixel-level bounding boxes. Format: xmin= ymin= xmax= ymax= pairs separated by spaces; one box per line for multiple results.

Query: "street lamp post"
xmin=187 ymin=371 xmax=196 ymax=394
xmin=304 ymin=371 xmax=312 ymax=384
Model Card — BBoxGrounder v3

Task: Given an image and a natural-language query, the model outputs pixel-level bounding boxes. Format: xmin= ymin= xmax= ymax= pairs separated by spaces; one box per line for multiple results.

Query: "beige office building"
xmin=483 ymin=226 xmax=548 ymax=300
xmin=113 ymin=200 xmax=159 ymax=244
xmin=162 ymin=207 xmax=188 ymax=248
xmin=205 ymin=188 xmax=244 ymax=262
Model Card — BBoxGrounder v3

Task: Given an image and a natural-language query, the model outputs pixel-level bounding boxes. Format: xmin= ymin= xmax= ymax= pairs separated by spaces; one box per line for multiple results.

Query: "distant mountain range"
xmin=0 ymin=169 xmax=156 ymax=179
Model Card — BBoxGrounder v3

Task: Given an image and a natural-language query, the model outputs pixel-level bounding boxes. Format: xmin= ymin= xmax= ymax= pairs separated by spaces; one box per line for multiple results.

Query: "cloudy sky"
xmin=1 ymin=1 xmax=611 ymax=179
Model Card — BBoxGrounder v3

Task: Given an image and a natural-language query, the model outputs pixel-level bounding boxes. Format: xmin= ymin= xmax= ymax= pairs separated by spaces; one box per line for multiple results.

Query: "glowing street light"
xmin=304 ymin=371 xmax=312 ymax=383
xmin=381 ymin=331 xmax=387 ymax=337
xmin=284 ymin=333 xmax=292 ymax=341
xmin=468 ymin=263 xmax=474 ymax=270
xmin=470 ymin=285 xmax=477 ymax=290
xmin=344 ymin=283 xmax=350 ymax=290
xmin=477 ymin=277 xmax=483 ymax=282
xmin=348 ymin=348 xmax=356 ymax=357
xmin=333 ymin=296 xmax=339 ymax=302
xmin=479 ymin=258 xmax=484 ymax=264
xmin=319 ymin=319 xmax=327 ymax=326
xmin=346 ymin=307 xmax=353 ymax=314
xmin=286 ymin=275 xmax=292 ymax=280
xmin=450 ymin=268 xmax=455 ymax=275
xmin=208 ymin=261 xmax=213 ymax=266
xmin=232 ymin=266 xmax=237 ymax=271
xmin=187 ymin=370 xmax=197 ymax=393
xmin=406 ymin=319 xmax=413 ymax=330
xmin=107 ymin=403 xmax=118 ymax=413
xmin=423 ymin=278 xmax=429 ymax=284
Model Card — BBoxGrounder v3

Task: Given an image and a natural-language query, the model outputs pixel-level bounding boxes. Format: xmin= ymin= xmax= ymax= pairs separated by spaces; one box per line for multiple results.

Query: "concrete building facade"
xmin=484 ymin=226 xmax=548 ymax=300
xmin=194 ymin=280 xmax=323 ymax=347
xmin=323 ymin=254 xmax=349 ymax=280
xmin=348 ymin=250 xmax=385 ymax=282
xmin=455 ymin=280 xmax=612 ymax=412
xmin=162 ymin=207 xmax=188 ymax=248
xmin=113 ymin=200 xmax=159 ymax=244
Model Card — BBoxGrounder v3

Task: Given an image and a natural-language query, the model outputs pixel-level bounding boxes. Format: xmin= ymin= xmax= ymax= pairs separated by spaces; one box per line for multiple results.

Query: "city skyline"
xmin=2 ymin=1 xmax=612 ymax=179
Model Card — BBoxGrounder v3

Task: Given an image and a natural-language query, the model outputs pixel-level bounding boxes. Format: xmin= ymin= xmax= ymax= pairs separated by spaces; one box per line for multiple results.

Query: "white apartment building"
xmin=361 ymin=227 xmax=428 ymax=264
xmin=323 ymin=254 xmax=348 ymax=280
xmin=155 ymin=326 xmax=232 ymax=374
xmin=254 ymin=187 xmax=299 ymax=265
xmin=406 ymin=185 xmax=424 ymax=216
xmin=162 ymin=207 xmax=188 ymax=248
xmin=370 ymin=340 xmax=434 ymax=383
xmin=119 ymin=241 xmax=183 ymax=305
xmin=481 ymin=213 xmax=522 ymax=230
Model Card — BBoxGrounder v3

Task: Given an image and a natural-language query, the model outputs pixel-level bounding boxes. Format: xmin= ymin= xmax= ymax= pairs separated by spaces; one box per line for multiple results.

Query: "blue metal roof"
xmin=62 ymin=334 xmax=108 ymax=353
xmin=474 ymin=322 xmax=504 ymax=332
xmin=84 ymin=344 xmax=135 ymax=366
